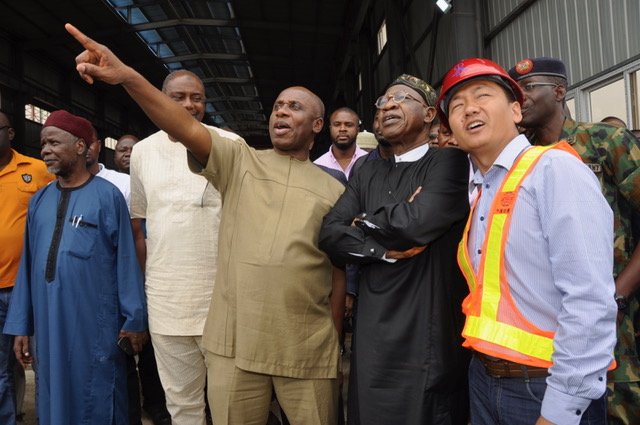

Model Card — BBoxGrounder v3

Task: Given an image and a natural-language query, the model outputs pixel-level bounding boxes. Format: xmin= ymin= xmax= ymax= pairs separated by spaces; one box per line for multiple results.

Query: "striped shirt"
xmin=468 ymin=135 xmax=617 ymax=425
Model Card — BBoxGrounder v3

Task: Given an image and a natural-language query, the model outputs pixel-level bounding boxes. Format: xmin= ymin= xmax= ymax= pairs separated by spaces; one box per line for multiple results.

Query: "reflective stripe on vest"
xmin=458 ymin=141 xmax=580 ymax=368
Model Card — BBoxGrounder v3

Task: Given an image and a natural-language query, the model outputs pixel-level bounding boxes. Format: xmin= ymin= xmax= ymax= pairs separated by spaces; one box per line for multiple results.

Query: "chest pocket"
xmin=64 ymin=216 xmax=99 ymax=259
xmin=16 ymin=182 xmax=38 ymax=208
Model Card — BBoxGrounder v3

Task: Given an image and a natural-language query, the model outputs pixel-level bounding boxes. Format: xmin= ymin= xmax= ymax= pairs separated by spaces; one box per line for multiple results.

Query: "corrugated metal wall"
xmin=486 ymin=0 xmax=640 ymax=85
xmin=328 ymin=0 xmax=640 ymax=127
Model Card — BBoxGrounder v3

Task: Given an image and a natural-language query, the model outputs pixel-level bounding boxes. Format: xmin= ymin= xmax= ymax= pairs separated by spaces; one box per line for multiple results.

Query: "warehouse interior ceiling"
xmin=0 ymin=0 xmax=363 ymax=147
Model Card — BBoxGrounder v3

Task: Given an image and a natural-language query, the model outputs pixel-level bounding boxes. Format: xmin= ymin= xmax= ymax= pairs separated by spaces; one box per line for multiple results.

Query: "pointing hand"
xmin=65 ymin=23 xmax=134 ymax=86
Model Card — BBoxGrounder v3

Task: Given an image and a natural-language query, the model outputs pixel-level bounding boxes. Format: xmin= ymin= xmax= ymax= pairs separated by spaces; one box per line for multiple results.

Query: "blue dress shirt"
xmin=468 ymin=135 xmax=617 ymax=425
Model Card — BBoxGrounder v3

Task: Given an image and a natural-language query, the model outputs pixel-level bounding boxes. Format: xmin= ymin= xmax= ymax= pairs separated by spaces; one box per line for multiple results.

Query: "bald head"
xmin=269 ymin=86 xmax=325 ymax=161
xmin=162 ymin=70 xmax=204 ymax=92
xmin=114 ymin=134 xmax=139 ymax=174
xmin=162 ymin=70 xmax=206 ymax=123
xmin=284 ymin=86 xmax=325 ymax=118
xmin=601 ymin=116 xmax=627 ymax=128
xmin=117 ymin=134 xmax=139 ymax=146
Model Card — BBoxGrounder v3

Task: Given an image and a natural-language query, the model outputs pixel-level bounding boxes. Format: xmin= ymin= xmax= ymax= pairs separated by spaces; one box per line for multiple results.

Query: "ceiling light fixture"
xmin=436 ymin=0 xmax=452 ymax=13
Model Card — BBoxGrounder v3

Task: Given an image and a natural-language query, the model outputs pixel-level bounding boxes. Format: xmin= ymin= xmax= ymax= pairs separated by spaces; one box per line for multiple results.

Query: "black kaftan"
xmin=319 ymin=147 xmax=471 ymax=425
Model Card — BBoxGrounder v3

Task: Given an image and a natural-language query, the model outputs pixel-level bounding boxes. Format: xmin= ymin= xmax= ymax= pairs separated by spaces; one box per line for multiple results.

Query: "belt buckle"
xmin=481 ymin=354 xmax=519 ymax=378
xmin=496 ymin=359 xmax=512 ymax=378
xmin=480 ymin=354 xmax=507 ymax=378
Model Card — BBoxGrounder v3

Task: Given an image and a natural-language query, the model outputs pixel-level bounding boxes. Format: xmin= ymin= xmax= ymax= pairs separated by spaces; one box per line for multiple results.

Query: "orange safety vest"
xmin=458 ymin=141 xmax=588 ymax=368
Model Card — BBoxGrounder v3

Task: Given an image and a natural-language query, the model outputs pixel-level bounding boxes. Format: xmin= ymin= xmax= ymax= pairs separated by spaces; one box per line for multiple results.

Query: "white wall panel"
xmin=488 ymin=0 xmax=640 ymax=85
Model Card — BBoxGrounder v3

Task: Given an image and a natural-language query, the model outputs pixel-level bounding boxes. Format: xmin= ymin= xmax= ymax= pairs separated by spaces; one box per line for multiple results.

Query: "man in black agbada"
xmin=319 ymin=74 xmax=471 ymax=425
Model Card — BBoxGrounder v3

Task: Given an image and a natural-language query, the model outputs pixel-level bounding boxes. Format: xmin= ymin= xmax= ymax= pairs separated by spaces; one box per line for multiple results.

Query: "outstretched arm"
xmin=65 ymin=23 xmax=211 ymax=165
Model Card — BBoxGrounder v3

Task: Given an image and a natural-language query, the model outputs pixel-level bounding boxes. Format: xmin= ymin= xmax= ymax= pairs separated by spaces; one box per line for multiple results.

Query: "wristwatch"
xmin=614 ymin=294 xmax=629 ymax=311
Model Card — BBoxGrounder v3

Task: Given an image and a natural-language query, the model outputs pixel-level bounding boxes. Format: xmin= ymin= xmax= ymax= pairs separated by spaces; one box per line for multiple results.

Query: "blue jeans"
xmin=0 ymin=288 xmax=16 ymax=425
xmin=469 ymin=355 xmax=607 ymax=425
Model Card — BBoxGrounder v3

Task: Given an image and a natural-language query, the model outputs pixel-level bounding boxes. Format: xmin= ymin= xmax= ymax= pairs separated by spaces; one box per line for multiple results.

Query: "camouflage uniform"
xmin=543 ymin=118 xmax=640 ymax=425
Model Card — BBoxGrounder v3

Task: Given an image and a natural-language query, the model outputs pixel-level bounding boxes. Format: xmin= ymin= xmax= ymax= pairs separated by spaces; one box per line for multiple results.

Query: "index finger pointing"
xmin=65 ymin=23 xmax=99 ymax=50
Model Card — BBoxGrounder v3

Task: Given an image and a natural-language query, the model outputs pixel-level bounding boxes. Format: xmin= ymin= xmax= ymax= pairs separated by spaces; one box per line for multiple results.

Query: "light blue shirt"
xmin=468 ymin=135 xmax=617 ymax=425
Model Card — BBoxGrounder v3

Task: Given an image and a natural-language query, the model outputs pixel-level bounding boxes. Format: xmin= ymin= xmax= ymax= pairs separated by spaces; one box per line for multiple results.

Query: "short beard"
xmin=47 ymin=165 xmax=64 ymax=176
xmin=378 ymin=138 xmax=391 ymax=148
xmin=48 ymin=159 xmax=75 ymax=177
xmin=333 ymin=138 xmax=356 ymax=151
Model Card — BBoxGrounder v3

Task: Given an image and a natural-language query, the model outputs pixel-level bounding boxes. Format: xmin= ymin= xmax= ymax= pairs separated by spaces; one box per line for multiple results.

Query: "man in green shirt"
xmin=509 ymin=56 xmax=640 ymax=425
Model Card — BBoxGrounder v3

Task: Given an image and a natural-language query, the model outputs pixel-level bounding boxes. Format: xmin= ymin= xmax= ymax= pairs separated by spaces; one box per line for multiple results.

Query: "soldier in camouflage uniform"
xmin=509 ymin=57 xmax=640 ymax=425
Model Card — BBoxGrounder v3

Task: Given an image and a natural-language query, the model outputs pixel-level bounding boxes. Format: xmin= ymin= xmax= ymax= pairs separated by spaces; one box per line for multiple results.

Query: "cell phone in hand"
xmin=117 ymin=336 xmax=135 ymax=356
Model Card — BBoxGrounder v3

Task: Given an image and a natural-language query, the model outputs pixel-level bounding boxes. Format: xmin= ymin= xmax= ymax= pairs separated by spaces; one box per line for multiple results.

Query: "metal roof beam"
xmin=210 ymin=109 xmax=263 ymax=115
xmin=130 ymin=18 xmax=341 ymax=35
xmin=132 ymin=18 xmax=233 ymax=31
xmin=201 ymin=77 xmax=252 ymax=84
xmin=160 ymin=53 xmax=245 ymax=62
xmin=112 ymin=0 xmax=230 ymax=10
xmin=227 ymin=123 xmax=268 ymax=127
xmin=207 ymin=95 xmax=259 ymax=102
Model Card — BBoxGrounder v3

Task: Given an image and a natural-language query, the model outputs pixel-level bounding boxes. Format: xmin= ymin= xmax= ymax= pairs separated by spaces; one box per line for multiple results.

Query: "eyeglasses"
xmin=375 ymin=91 xmax=426 ymax=109
xmin=520 ymin=82 xmax=558 ymax=93
xmin=0 ymin=126 xmax=9 ymax=132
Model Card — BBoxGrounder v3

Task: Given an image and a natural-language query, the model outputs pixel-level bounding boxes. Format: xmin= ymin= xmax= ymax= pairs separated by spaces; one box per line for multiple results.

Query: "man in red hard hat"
xmin=438 ymin=58 xmax=617 ymax=425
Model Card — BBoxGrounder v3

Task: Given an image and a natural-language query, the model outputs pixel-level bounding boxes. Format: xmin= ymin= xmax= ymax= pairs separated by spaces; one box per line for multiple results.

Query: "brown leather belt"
xmin=475 ymin=352 xmax=549 ymax=378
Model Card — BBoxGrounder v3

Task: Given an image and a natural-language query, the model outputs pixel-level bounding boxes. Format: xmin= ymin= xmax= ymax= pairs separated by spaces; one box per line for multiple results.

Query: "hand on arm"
xmin=362 ymin=150 xmax=470 ymax=249
xmin=13 ymin=336 xmax=32 ymax=369
xmin=351 ymin=187 xmax=422 ymax=228
xmin=320 ymin=174 xmax=437 ymax=264
xmin=385 ymin=246 xmax=427 ymax=259
xmin=385 ymin=186 xmax=426 ymax=259
xmin=407 ymin=185 xmax=422 ymax=202
xmin=65 ymin=23 xmax=211 ymax=164
xmin=118 ymin=330 xmax=147 ymax=354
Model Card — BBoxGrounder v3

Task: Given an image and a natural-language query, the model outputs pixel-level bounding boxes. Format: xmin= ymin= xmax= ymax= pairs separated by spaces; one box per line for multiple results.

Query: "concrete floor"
xmin=18 ymin=335 xmax=354 ymax=425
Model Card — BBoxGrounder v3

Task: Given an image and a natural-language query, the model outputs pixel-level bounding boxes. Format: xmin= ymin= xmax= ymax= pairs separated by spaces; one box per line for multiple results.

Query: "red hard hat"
xmin=436 ymin=58 xmax=524 ymax=127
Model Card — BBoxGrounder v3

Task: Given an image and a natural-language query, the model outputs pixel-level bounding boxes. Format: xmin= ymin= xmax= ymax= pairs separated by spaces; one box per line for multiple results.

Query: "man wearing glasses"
xmin=320 ymin=74 xmax=471 ymax=425
xmin=509 ymin=57 xmax=640 ymax=425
